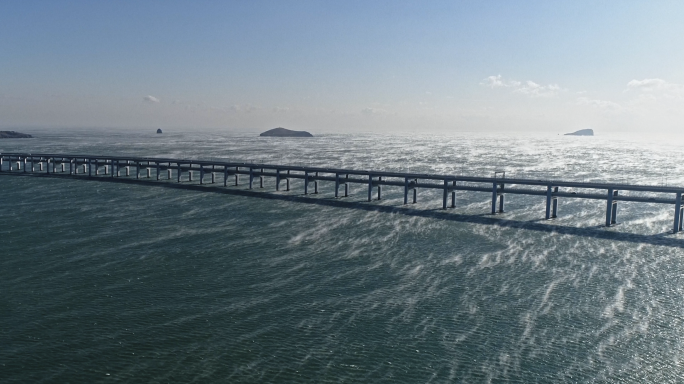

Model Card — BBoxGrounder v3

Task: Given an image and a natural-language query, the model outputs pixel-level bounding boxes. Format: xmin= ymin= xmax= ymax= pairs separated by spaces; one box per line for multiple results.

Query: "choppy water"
xmin=2 ymin=128 xmax=684 ymax=382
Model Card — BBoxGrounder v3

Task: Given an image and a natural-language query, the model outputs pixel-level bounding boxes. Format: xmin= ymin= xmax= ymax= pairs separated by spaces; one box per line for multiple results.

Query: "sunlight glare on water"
xmin=2 ymin=128 xmax=684 ymax=382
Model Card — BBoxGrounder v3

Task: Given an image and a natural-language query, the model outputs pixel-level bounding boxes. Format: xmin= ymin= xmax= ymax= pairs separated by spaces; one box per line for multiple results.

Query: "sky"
xmin=2 ymin=0 xmax=684 ymax=134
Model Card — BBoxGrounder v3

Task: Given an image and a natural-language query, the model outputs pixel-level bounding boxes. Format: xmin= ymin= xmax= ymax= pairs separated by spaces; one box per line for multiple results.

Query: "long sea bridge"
xmin=3 ymin=152 xmax=684 ymax=233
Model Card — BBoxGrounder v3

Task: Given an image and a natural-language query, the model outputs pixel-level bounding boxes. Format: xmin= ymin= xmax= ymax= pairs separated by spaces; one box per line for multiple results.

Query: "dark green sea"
xmin=2 ymin=128 xmax=684 ymax=382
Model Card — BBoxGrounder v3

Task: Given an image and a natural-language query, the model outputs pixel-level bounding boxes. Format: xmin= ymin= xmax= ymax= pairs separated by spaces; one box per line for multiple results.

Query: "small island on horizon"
xmin=565 ymin=129 xmax=594 ymax=136
xmin=260 ymin=127 xmax=313 ymax=137
xmin=0 ymin=131 xmax=33 ymax=139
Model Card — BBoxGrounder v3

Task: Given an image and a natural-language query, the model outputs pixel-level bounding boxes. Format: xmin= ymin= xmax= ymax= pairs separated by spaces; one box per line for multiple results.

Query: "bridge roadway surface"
xmin=3 ymin=152 xmax=684 ymax=233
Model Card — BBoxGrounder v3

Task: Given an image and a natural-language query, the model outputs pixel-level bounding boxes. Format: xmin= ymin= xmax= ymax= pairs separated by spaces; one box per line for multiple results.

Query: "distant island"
xmin=0 ymin=131 xmax=33 ymax=139
xmin=260 ymin=127 xmax=313 ymax=137
xmin=565 ymin=129 xmax=594 ymax=136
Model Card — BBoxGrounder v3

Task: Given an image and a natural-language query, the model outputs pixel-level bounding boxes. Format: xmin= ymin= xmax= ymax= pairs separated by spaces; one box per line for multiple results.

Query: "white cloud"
xmin=143 ymin=95 xmax=160 ymax=103
xmin=481 ymin=75 xmax=520 ymax=88
xmin=626 ymin=78 xmax=683 ymax=99
xmin=482 ymin=75 xmax=562 ymax=97
xmin=576 ymin=97 xmax=623 ymax=111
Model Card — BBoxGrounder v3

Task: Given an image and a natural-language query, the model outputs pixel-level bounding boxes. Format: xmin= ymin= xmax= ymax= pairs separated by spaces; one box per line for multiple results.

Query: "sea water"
xmin=2 ymin=128 xmax=684 ymax=382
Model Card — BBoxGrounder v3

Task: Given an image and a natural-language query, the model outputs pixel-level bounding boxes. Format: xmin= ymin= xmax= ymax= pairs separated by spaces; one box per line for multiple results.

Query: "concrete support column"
xmin=235 ymin=167 xmax=239 ymax=186
xmin=605 ymin=188 xmax=614 ymax=227
xmin=545 ymin=186 xmax=553 ymax=219
xmin=177 ymin=164 xmax=182 ymax=182
xmin=335 ymin=173 xmax=340 ymax=198
xmin=224 ymin=168 xmax=228 ymax=187
xmin=259 ymin=168 xmax=264 ymax=188
xmin=611 ymin=190 xmax=619 ymax=225
xmin=146 ymin=168 xmax=151 ymax=178
xmin=286 ymin=170 xmax=290 ymax=191
xmin=189 ymin=169 xmax=193 ymax=182
xmin=377 ymin=176 xmax=382 ymax=200
xmin=95 ymin=160 xmax=99 ymax=175
xmin=552 ymin=187 xmax=559 ymax=218
xmin=451 ymin=180 xmax=456 ymax=208
xmin=368 ymin=175 xmax=373 ymax=202
xmin=156 ymin=164 xmax=160 ymax=180
xmin=404 ymin=177 xmax=409 ymax=204
xmin=276 ymin=169 xmax=281 ymax=191
xmin=674 ymin=192 xmax=682 ymax=233
xmin=314 ymin=172 xmax=319 ymax=194
xmin=443 ymin=179 xmax=449 ymax=209
xmin=249 ymin=168 xmax=254 ymax=189
xmin=491 ymin=182 xmax=498 ymax=214
xmin=167 ymin=169 xmax=172 ymax=179
xmin=200 ymin=167 xmax=204 ymax=185
xmin=343 ymin=174 xmax=348 ymax=197
xmin=211 ymin=172 xmax=215 ymax=184
xmin=305 ymin=171 xmax=310 ymax=195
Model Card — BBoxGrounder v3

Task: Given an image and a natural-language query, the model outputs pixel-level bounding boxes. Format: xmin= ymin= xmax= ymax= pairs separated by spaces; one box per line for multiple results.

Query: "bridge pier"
xmin=177 ymin=164 xmax=182 ymax=182
xmin=286 ymin=170 xmax=290 ymax=191
xmin=335 ymin=173 xmax=341 ymax=197
xmin=235 ymin=167 xmax=239 ymax=186
xmin=249 ymin=168 xmax=254 ymax=189
xmin=200 ymin=167 xmax=204 ymax=184
xmin=314 ymin=172 xmax=319 ymax=194
xmin=276 ymin=169 xmax=281 ymax=191
xmin=260 ymin=168 xmax=264 ymax=188
xmin=545 ymin=186 xmax=558 ymax=219
xmin=305 ymin=171 xmax=310 ymax=194
xmin=674 ymin=193 xmax=682 ymax=233
xmin=368 ymin=175 xmax=374 ymax=201
xmin=335 ymin=173 xmax=349 ymax=197
xmin=492 ymin=183 xmax=505 ymax=214
xmin=404 ymin=178 xmax=417 ymax=204
xmin=378 ymin=176 xmax=382 ymax=200
xmin=605 ymin=189 xmax=618 ymax=226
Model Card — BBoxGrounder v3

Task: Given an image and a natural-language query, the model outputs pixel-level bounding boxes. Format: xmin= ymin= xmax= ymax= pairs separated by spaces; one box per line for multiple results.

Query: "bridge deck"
xmin=2 ymin=152 xmax=683 ymax=233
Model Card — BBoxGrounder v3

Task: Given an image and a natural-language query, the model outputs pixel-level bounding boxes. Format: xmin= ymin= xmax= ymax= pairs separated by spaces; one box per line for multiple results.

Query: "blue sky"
xmin=2 ymin=1 xmax=684 ymax=133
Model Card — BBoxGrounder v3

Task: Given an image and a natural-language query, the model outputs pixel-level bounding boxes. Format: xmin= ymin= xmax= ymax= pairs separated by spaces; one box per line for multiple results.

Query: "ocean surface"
xmin=2 ymin=128 xmax=684 ymax=383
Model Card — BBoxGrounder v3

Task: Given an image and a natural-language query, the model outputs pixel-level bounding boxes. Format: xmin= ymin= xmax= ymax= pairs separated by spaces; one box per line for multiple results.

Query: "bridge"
xmin=2 ymin=152 xmax=684 ymax=233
